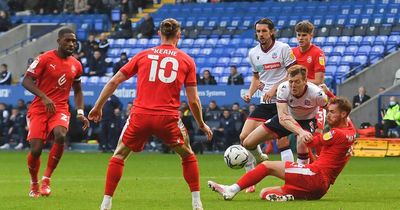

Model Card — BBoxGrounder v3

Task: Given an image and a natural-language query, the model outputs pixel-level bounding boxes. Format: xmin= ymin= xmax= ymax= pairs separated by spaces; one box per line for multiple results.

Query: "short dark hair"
xmin=329 ymin=97 xmax=352 ymax=117
xmin=1 ymin=63 xmax=7 ymax=68
xmin=160 ymin=18 xmax=180 ymax=39
xmin=58 ymin=28 xmax=75 ymax=38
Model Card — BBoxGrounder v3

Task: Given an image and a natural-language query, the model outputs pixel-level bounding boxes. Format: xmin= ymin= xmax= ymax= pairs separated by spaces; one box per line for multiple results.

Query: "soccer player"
xmin=22 ymin=28 xmax=90 ymax=198
xmin=240 ymin=18 xmax=296 ymax=193
xmin=208 ymin=96 xmax=356 ymax=201
xmin=88 ymin=18 xmax=213 ymax=210
xmin=292 ymin=20 xmax=327 ymax=159
xmin=242 ymin=65 xmax=328 ymax=165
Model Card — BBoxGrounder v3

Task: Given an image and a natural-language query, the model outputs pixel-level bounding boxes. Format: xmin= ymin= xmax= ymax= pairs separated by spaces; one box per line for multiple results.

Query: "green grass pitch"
xmin=0 ymin=151 xmax=399 ymax=210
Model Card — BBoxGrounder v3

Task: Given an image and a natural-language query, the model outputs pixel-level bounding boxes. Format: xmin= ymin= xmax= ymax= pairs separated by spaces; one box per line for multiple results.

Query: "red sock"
xmin=104 ymin=157 xmax=125 ymax=196
xmin=182 ymin=153 xmax=200 ymax=192
xmin=236 ymin=164 xmax=269 ymax=190
xmin=27 ymin=152 xmax=41 ymax=183
xmin=43 ymin=143 xmax=64 ymax=178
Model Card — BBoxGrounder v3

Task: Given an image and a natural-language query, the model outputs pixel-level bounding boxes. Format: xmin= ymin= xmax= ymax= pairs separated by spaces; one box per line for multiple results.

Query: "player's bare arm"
xmin=22 ymin=75 xmax=56 ymax=114
xmin=276 ymin=102 xmax=313 ymax=141
xmin=243 ymin=73 xmax=260 ymax=103
xmin=89 ymin=71 xmax=127 ymax=123
xmin=309 ymin=72 xmax=325 ymax=85
xmin=186 ymin=86 xmax=213 ymax=141
xmin=264 ymin=77 xmax=287 ymax=103
xmin=72 ymin=81 xmax=89 ymax=130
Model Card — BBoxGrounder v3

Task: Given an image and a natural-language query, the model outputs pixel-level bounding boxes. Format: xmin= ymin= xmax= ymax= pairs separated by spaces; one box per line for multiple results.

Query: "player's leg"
xmin=296 ymin=136 xmax=310 ymax=164
xmin=242 ymin=123 xmax=277 ymax=163
xmin=208 ymin=160 xmax=285 ymax=200
xmin=239 ymin=119 xmax=265 ymax=192
xmin=166 ymin=117 xmax=202 ymax=210
xmin=41 ymin=123 xmax=68 ymax=196
xmin=277 ymin=136 xmax=294 ymax=162
xmin=28 ymin=139 xmax=44 ymax=198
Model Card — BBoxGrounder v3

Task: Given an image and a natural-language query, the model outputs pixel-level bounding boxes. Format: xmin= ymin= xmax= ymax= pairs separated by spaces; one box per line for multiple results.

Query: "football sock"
xmin=236 ymin=164 xmax=269 ymax=190
xmin=44 ymin=143 xmax=64 ymax=178
xmin=297 ymin=153 xmax=310 ymax=165
xmin=192 ymin=191 xmax=201 ymax=204
xmin=308 ymin=148 xmax=315 ymax=163
xmin=27 ymin=152 xmax=40 ymax=183
xmin=280 ymin=147 xmax=294 ymax=162
xmin=182 ymin=153 xmax=200 ymax=192
xmin=104 ymin=157 xmax=125 ymax=196
xmin=247 ymin=145 xmax=263 ymax=163
xmin=244 ymin=153 xmax=255 ymax=172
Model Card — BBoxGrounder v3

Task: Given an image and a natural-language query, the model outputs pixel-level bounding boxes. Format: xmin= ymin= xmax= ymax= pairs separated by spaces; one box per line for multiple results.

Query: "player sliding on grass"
xmin=22 ymin=28 xmax=90 ymax=198
xmin=208 ymin=96 xmax=356 ymax=201
xmin=88 ymin=18 xmax=213 ymax=210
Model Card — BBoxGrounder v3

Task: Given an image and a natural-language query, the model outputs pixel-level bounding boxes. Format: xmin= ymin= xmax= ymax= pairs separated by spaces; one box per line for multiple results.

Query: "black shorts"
xmin=248 ymin=104 xmax=277 ymax=122
xmin=263 ymin=115 xmax=317 ymax=138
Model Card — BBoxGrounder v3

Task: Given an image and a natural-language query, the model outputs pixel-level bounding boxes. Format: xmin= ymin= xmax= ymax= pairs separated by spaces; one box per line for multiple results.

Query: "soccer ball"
xmin=224 ymin=145 xmax=249 ymax=169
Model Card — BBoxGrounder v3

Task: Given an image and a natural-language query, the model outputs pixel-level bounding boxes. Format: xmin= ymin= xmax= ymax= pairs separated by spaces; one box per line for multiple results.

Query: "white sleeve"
xmin=277 ymin=82 xmax=289 ymax=103
xmin=282 ymin=44 xmax=296 ymax=68
xmin=316 ymin=90 xmax=329 ymax=107
xmin=248 ymin=50 xmax=257 ymax=73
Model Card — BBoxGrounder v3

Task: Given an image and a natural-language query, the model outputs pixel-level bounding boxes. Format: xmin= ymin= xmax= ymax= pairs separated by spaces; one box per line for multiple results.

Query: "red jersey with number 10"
xmin=26 ymin=50 xmax=83 ymax=113
xmin=292 ymin=45 xmax=325 ymax=80
xmin=120 ymin=44 xmax=197 ymax=115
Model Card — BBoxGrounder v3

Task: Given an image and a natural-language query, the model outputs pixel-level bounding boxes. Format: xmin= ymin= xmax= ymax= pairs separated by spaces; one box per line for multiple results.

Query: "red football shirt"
xmin=308 ymin=119 xmax=357 ymax=185
xmin=26 ymin=50 xmax=83 ymax=112
xmin=292 ymin=45 xmax=325 ymax=80
xmin=120 ymin=44 xmax=197 ymax=115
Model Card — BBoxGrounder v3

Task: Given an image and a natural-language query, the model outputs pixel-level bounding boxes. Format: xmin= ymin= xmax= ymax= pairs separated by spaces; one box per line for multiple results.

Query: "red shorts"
xmin=27 ymin=110 xmax=70 ymax=141
xmin=121 ymin=113 xmax=187 ymax=152
xmin=281 ymin=162 xmax=329 ymax=200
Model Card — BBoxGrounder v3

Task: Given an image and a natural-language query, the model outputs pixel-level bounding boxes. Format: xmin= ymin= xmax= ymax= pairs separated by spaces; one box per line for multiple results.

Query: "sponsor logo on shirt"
xmin=323 ymin=131 xmax=334 ymax=141
xmin=58 ymin=73 xmax=66 ymax=86
xmin=319 ymin=56 xmax=325 ymax=66
xmin=307 ymin=56 xmax=312 ymax=63
xmin=263 ymin=62 xmax=282 ymax=70
xmin=49 ymin=64 xmax=56 ymax=70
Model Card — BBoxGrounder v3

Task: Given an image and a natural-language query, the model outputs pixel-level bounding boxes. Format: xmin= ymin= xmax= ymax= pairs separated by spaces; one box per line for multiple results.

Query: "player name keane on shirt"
xmin=151 ymin=48 xmax=177 ymax=56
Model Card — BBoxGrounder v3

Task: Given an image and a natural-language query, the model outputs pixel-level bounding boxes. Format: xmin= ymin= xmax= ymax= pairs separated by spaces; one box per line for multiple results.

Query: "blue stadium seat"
xmin=108 ymin=49 xmax=120 ymax=57
xmin=199 ymin=48 xmax=213 ymax=57
xmin=336 ymin=65 xmax=350 ymax=74
xmin=210 ymin=48 xmax=226 ymax=57
xmin=322 ymin=46 xmax=334 ymax=56
xmin=88 ymin=76 xmax=100 ymax=85
xmin=207 ymin=57 xmax=219 ymax=67
xmin=229 ymin=57 xmax=242 ymax=66
xmin=337 ymin=36 xmax=351 ymax=45
xmin=354 ymin=55 xmax=369 ymax=66
xmin=244 ymin=76 xmax=252 ymax=84
xmin=126 ymin=39 xmax=137 ymax=48
xmin=238 ymin=66 xmax=250 ymax=75
xmin=219 ymin=76 xmax=229 ymax=84
xmin=188 ymin=48 xmax=201 ymax=57
xmin=344 ymin=45 xmax=359 ymax=56
xmin=325 ymin=36 xmax=338 ymax=46
xmin=340 ymin=55 xmax=355 ymax=65
xmin=332 ymin=46 xmax=346 ymax=56
xmin=357 ymin=45 xmax=372 ymax=56
xmin=229 ymin=38 xmax=241 ymax=47
xmin=327 ymin=56 xmax=341 ymax=66
xmin=387 ymin=35 xmax=400 ymax=45
xmin=325 ymin=65 xmax=337 ymax=76
xmin=232 ymin=48 xmax=248 ymax=57
xmin=113 ymin=39 xmax=126 ymax=48
xmin=205 ymin=38 xmax=218 ymax=48
xmin=181 ymin=39 xmax=194 ymax=48
xmin=313 ymin=37 xmax=326 ymax=46
xmin=193 ymin=38 xmax=207 ymax=47
xmin=370 ymin=45 xmax=385 ymax=56
xmin=148 ymin=38 xmax=160 ymax=47
xmin=80 ymin=76 xmax=88 ymax=84
xmin=349 ymin=36 xmax=363 ymax=45
xmin=136 ymin=39 xmax=149 ymax=48
xmin=196 ymin=57 xmax=207 ymax=68
xmin=217 ymin=57 xmax=230 ymax=67
xmin=374 ymin=35 xmax=388 ymax=45
xmin=212 ymin=67 xmax=225 ymax=76
xmin=241 ymin=38 xmax=255 ymax=47
xmin=361 ymin=36 xmax=375 ymax=45
xmin=216 ymin=38 xmax=230 ymax=47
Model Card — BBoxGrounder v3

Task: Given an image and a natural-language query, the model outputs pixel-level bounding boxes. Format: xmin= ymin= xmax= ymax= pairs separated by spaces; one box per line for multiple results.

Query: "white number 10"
xmin=148 ymin=55 xmax=179 ymax=83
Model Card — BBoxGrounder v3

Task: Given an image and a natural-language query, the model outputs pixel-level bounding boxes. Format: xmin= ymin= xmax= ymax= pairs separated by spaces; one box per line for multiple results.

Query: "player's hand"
xmin=88 ymin=107 xmax=102 ymax=123
xmin=263 ymin=87 xmax=277 ymax=103
xmin=319 ymin=84 xmax=329 ymax=94
xmin=41 ymin=96 xmax=56 ymax=115
xmin=299 ymin=131 xmax=313 ymax=143
xmin=77 ymin=114 xmax=90 ymax=130
xmin=242 ymin=94 xmax=251 ymax=103
xmin=199 ymin=123 xmax=213 ymax=141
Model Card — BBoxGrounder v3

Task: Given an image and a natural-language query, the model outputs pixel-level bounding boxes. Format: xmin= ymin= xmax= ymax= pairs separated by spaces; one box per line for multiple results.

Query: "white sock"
xmin=244 ymin=152 xmax=255 ymax=172
xmin=192 ymin=191 xmax=201 ymax=203
xmin=230 ymin=184 xmax=241 ymax=194
xmin=247 ymin=146 xmax=263 ymax=163
xmin=296 ymin=158 xmax=309 ymax=165
xmin=280 ymin=149 xmax=294 ymax=162
xmin=103 ymin=195 xmax=112 ymax=202
xmin=42 ymin=176 xmax=50 ymax=180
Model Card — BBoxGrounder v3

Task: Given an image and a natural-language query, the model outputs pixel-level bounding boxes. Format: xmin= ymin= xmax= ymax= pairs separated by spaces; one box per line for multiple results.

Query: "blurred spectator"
xmin=0 ymin=1 xmax=9 ymax=11
xmin=352 ymin=86 xmax=370 ymax=108
xmin=17 ymin=99 xmax=27 ymax=114
xmin=88 ymin=0 xmax=105 ymax=13
xmin=112 ymin=13 xmax=132 ymax=39
xmin=199 ymin=69 xmax=217 ymax=85
xmin=98 ymin=33 xmax=110 ymax=58
xmin=0 ymin=10 xmax=11 ymax=32
xmin=7 ymin=0 xmax=25 ymax=13
xmin=216 ymin=109 xmax=238 ymax=149
xmin=227 ymin=65 xmax=244 ymax=85
xmin=133 ymin=0 xmax=146 ymax=13
xmin=375 ymin=96 xmax=400 ymax=138
xmin=113 ymin=52 xmax=129 ymax=75
xmin=204 ymin=100 xmax=221 ymax=121
xmin=248 ymin=103 xmax=256 ymax=115
xmin=82 ymin=34 xmax=98 ymax=60
xmin=0 ymin=63 xmax=12 ymax=85
xmin=63 ymin=0 xmax=75 ymax=13
xmin=121 ymin=102 xmax=132 ymax=123
xmin=0 ymin=102 xmax=9 ymax=146
xmin=0 ymin=107 xmax=26 ymax=150
xmin=231 ymin=102 xmax=246 ymax=123
xmin=74 ymin=0 xmax=90 ymax=14
xmin=120 ymin=0 xmax=130 ymax=14
xmin=88 ymin=50 xmax=107 ymax=76
xmin=136 ymin=13 xmax=155 ymax=39
xmin=99 ymin=94 xmax=122 ymax=152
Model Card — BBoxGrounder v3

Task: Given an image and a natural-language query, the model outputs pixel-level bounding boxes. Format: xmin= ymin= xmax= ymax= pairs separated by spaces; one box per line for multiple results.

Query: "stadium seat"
xmin=327 ymin=56 xmax=341 ymax=66
xmin=361 ymin=36 xmax=375 ymax=45
xmin=205 ymin=38 xmax=218 ymax=48
xmin=216 ymin=38 xmax=230 ymax=47
xmin=212 ymin=67 xmax=225 ymax=76
xmin=229 ymin=57 xmax=242 ymax=66
xmin=193 ymin=38 xmax=207 ymax=47
xmin=344 ymin=45 xmax=359 ymax=56
xmin=332 ymin=46 xmax=346 ymax=56
xmin=340 ymin=55 xmax=355 ymax=65
xmin=322 ymin=46 xmax=334 ymax=56
xmin=353 ymin=55 xmax=369 ymax=66
xmin=126 ymin=39 xmax=137 ymax=48
xmin=181 ymin=39 xmax=194 ymax=48
xmin=357 ymin=45 xmax=372 ymax=56
xmin=337 ymin=36 xmax=351 ymax=45
xmin=374 ymin=35 xmax=388 ymax=45
xmin=217 ymin=57 xmax=231 ymax=67
xmin=370 ymin=45 xmax=385 ymax=57
xmin=87 ymin=76 xmax=100 ymax=85
xmin=199 ymin=48 xmax=213 ymax=57
xmin=325 ymin=65 xmax=337 ymax=76
xmin=232 ymin=48 xmax=248 ymax=57
xmin=188 ymin=48 xmax=201 ymax=57
xmin=313 ymin=37 xmax=326 ymax=46
xmin=325 ymin=36 xmax=338 ymax=46
xmin=349 ymin=36 xmax=363 ymax=45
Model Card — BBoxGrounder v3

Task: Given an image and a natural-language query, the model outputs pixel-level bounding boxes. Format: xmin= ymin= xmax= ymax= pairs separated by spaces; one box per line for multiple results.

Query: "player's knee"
xmin=53 ymin=133 xmax=67 ymax=144
xmin=30 ymin=148 xmax=42 ymax=157
xmin=239 ymin=132 xmax=248 ymax=143
xmin=241 ymin=139 xmax=254 ymax=150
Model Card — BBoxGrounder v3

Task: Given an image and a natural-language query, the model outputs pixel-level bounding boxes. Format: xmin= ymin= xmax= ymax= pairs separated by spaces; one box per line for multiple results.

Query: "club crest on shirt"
xmin=323 ymin=131 xmax=334 ymax=141
xmin=272 ymin=52 xmax=278 ymax=59
xmin=304 ymin=99 xmax=311 ymax=106
xmin=319 ymin=56 xmax=325 ymax=66
xmin=307 ymin=56 xmax=312 ymax=63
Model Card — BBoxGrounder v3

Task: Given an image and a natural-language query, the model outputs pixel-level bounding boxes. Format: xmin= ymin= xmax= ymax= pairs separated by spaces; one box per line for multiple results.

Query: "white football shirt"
xmin=248 ymin=40 xmax=296 ymax=104
xmin=277 ymin=81 xmax=328 ymax=120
